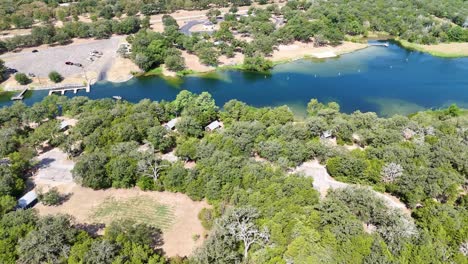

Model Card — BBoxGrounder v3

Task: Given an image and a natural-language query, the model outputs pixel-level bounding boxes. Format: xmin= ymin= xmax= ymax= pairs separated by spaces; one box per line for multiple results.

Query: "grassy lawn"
xmin=395 ymin=39 xmax=468 ymax=58
xmin=91 ymin=196 xmax=175 ymax=230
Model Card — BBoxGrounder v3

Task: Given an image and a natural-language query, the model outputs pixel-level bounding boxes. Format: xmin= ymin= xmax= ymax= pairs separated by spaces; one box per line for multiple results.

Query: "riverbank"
xmin=159 ymin=41 xmax=369 ymax=77
xmin=395 ymin=39 xmax=468 ymax=58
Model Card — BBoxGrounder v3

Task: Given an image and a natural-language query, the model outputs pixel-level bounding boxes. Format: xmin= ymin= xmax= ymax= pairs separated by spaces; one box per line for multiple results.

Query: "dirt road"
xmin=292 ymin=160 xmax=410 ymax=214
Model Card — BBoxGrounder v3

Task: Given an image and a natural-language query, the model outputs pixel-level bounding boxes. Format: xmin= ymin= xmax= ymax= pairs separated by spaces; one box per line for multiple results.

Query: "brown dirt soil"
xmin=271 ymin=41 xmax=368 ymax=61
xmin=34 ymin=186 xmax=209 ymax=257
xmin=106 ymin=56 xmax=141 ymax=82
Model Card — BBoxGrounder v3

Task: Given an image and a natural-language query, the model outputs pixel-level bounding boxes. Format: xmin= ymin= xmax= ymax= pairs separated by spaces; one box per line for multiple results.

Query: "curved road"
xmin=292 ymin=160 xmax=410 ymax=214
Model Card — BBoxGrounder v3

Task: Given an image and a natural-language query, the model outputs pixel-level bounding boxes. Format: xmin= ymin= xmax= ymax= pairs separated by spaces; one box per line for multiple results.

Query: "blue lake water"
xmin=2 ymin=42 xmax=468 ymax=116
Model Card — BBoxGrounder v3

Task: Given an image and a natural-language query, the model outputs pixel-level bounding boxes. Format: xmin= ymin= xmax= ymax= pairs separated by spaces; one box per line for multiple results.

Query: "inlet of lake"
xmin=1 ymin=42 xmax=467 ymax=116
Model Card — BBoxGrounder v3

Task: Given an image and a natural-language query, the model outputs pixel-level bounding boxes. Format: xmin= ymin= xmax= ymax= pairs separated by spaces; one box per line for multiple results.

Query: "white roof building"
xmin=60 ymin=120 xmax=73 ymax=130
xmin=205 ymin=120 xmax=222 ymax=131
xmin=18 ymin=191 xmax=37 ymax=209
xmin=321 ymin=130 xmax=333 ymax=139
xmin=164 ymin=118 xmax=179 ymax=130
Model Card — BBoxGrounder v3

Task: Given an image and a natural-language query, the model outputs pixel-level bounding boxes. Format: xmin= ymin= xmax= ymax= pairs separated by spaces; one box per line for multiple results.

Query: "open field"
xmin=396 ymin=40 xmax=468 ymax=58
xmin=91 ymin=196 xmax=175 ymax=230
xmin=31 ymin=148 xmax=208 ymax=257
xmin=34 ymin=186 xmax=209 ymax=257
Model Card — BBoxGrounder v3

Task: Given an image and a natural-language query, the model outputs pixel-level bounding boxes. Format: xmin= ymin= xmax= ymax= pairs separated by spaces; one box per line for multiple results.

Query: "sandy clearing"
xmin=34 ymin=186 xmax=209 ymax=257
xmin=105 ymin=56 xmax=141 ymax=82
xmin=291 ymin=159 xmax=410 ymax=215
xmin=218 ymin=53 xmax=245 ymax=66
xmin=33 ymin=148 xmax=76 ymax=192
xmin=271 ymin=41 xmax=368 ymax=61
xmin=181 ymin=50 xmax=215 ymax=72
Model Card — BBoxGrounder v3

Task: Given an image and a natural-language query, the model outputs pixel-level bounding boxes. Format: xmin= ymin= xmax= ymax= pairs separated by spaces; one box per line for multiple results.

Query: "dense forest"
xmin=0 ymin=0 xmax=467 ymax=66
xmin=0 ymin=92 xmax=466 ymax=263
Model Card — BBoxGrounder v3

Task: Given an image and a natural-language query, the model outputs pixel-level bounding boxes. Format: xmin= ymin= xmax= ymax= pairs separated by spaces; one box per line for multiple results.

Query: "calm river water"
xmin=2 ymin=42 xmax=467 ymax=116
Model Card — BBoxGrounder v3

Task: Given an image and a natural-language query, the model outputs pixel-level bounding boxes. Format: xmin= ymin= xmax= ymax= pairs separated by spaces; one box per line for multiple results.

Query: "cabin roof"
xmin=60 ymin=120 xmax=73 ymax=130
xmin=18 ymin=191 xmax=37 ymax=209
xmin=165 ymin=118 xmax=179 ymax=129
xmin=206 ymin=120 xmax=221 ymax=130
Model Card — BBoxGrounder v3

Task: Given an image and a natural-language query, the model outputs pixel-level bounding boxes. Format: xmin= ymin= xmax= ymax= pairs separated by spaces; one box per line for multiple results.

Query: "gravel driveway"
xmin=292 ymin=159 xmax=409 ymax=213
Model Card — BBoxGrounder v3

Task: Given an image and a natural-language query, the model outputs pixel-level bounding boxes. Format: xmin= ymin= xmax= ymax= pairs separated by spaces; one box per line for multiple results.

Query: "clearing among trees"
xmin=34 ymin=186 xmax=209 ymax=257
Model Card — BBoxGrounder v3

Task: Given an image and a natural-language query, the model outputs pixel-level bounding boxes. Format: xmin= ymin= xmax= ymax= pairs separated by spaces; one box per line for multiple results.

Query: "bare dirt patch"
xmin=181 ymin=50 xmax=215 ymax=72
xmin=106 ymin=56 xmax=141 ymax=82
xmin=33 ymin=148 xmax=75 ymax=192
xmin=272 ymin=41 xmax=368 ymax=61
xmin=291 ymin=159 xmax=410 ymax=215
xmin=34 ymin=186 xmax=209 ymax=257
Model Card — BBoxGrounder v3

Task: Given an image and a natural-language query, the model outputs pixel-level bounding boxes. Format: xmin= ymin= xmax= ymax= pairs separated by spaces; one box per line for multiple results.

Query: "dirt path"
xmin=292 ymin=160 xmax=410 ymax=214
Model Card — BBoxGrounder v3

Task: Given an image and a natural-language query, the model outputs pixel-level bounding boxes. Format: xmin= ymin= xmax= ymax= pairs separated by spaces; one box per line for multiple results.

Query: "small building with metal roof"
xmin=164 ymin=118 xmax=179 ymax=130
xmin=205 ymin=120 xmax=222 ymax=131
xmin=17 ymin=191 xmax=38 ymax=209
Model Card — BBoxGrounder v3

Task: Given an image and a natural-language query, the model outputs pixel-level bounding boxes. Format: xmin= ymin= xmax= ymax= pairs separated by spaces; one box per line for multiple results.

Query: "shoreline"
xmin=394 ymin=39 xmax=468 ymax=58
xmin=2 ymin=39 xmax=467 ymax=93
xmin=156 ymin=41 xmax=370 ymax=78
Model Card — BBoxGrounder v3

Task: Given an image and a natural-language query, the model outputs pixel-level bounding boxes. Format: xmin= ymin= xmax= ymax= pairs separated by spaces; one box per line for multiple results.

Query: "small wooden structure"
xmin=205 ymin=120 xmax=222 ymax=131
xmin=17 ymin=191 xmax=37 ymax=209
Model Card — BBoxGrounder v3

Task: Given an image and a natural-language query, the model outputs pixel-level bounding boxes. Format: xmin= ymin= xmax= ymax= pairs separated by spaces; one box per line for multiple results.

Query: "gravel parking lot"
xmin=34 ymin=148 xmax=75 ymax=187
xmin=0 ymin=36 xmax=123 ymax=81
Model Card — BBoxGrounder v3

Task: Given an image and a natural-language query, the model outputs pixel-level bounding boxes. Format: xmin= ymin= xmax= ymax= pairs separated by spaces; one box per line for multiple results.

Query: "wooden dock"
xmin=11 ymin=88 xmax=28 ymax=100
xmin=369 ymin=42 xmax=389 ymax=47
xmin=48 ymin=83 xmax=90 ymax=96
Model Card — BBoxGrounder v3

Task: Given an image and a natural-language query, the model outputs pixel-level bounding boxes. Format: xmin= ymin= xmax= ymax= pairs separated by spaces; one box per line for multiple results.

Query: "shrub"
xmin=38 ymin=188 xmax=62 ymax=206
xmin=48 ymin=71 xmax=63 ymax=83
xmin=136 ymin=176 xmax=155 ymax=191
xmin=15 ymin=73 xmax=31 ymax=85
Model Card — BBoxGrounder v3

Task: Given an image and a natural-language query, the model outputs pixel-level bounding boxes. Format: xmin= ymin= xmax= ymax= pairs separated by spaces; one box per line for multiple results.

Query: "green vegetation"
xmin=14 ymin=73 xmax=31 ymax=85
xmin=48 ymin=71 xmax=63 ymax=83
xmin=91 ymin=196 xmax=174 ymax=230
xmin=396 ymin=39 xmax=468 ymax=58
xmin=38 ymin=187 xmax=62 ymax=206
xmin=0 ymin=92 xmax=466 ymax=263
xmin=0 ymin=60 xmax=6 ymax=82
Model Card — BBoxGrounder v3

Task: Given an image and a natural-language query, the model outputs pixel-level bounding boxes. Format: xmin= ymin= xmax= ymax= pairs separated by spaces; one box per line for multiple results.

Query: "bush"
xmin=48 ymin=71 xmax=63 ymax=83
xmin=164 ymin=55 xmax=185 ymax=72
xmin=38 ymin=188 xmax=62 ymax=206
xmin=198 ymin=208 xmax=215 ymax=230
xmin=15 ymin=73 xmax=31 ymax=85
xmin=136 ymin=176 xmax=155 ymax=191
xmin=243 ymin=55 xmax=273 ymax=72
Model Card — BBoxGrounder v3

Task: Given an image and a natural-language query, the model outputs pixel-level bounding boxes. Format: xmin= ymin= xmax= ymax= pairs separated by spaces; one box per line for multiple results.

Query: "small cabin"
xmin=17 ymin=191 xmax=37 ymax=209
xmin=205 ymin=120 xmax=222 ymax=131
xmin=60 ymin=120 xmax=73 ymax=131
xmin=164 ymin=118 xmax=179 ymax=130
xmin=320 ymin=130 xmax=333 ymax=139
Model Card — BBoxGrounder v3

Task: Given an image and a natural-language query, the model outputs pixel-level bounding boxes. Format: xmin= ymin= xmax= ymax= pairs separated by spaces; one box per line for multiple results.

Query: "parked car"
xmin=32 ymin=49 xmax=38 ymax=53
xmin=87 ymin=57 xmax=94 ymax=62
xmin=6 ymin=68 xmax=17 ymax=74
xmin=74 ymin=63 xmax=83 ymax=67
xmin=65 ymin=61 xmax=73 ymax=65
xmin=28 ymin=73 xmax=36 ymax=77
